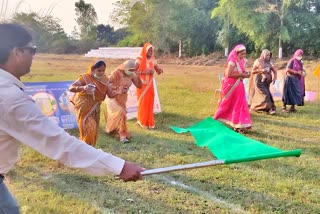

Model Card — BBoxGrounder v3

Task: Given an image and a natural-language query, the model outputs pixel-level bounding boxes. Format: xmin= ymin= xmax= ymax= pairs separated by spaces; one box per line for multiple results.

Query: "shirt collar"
xmin=0 ymin=68 xmax=25 ymax=90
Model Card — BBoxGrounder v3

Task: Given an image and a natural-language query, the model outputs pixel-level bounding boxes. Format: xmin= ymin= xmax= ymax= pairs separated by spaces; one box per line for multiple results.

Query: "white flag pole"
xmin=115 ymin=160 xmax=225 ymax=179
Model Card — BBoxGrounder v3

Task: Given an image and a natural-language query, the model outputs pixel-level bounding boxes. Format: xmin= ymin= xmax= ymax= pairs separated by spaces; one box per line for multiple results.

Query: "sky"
xmin=1 ymin=0 xmax=118 ymax=35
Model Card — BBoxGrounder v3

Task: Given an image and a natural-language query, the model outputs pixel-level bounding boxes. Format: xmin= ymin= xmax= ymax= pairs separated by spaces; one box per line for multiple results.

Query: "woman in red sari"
xmin=135 ymin=43 xmax=163 ymax=129
xmin=213 ymin=44 xmax=252 ymax=133
xmin=69 ymin=60 xmax=119 ymax=147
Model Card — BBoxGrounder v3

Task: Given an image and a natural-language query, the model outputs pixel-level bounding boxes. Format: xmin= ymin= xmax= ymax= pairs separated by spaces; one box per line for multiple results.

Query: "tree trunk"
xmin=279 ymin=14 xmax=283 ymax=59
xmin=178 ymin=40 xmax=182 ymax=58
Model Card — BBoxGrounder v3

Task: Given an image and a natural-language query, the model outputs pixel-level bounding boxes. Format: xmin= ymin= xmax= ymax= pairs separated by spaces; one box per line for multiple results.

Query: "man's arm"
xmin=2 ymin=93 xmax=143 ymax=180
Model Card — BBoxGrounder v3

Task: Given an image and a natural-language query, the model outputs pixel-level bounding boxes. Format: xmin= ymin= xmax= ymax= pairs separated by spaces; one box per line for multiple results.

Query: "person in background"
xmin=249 ymin=49 xmax=277 ymax=114
xmin=0 ymin=23 xmax=143 ymax=214
xmin=135 ymin=43 xmax=163 ymax=129
xmin=213 ymin=44 xmax=252 ymax=133
xmin=69 ymin=60 xmax=120 ymax=147
xmin=104 ymin=60 xmax=142 ymax=143
xmin=282 ymin=49 xmax=305 ymax=113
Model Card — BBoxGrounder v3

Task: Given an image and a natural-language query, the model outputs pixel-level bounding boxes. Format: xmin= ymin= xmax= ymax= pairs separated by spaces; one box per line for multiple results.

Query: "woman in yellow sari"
xmin=135 ymin=43 xmax=163 ymax=129
xmin=69 ymin=60 xmax=118 ymax=147
xmin=104 ymin=60 xmax=142 ymax=143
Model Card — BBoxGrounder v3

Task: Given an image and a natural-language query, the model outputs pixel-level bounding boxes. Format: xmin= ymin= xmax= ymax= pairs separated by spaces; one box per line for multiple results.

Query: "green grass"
xmin=6 ymin=54 xmax=320 ymax=213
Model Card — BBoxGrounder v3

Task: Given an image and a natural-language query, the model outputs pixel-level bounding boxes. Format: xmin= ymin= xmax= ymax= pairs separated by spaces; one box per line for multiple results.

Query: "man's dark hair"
xmin=0 ymin=23 xmax=32 ymax=64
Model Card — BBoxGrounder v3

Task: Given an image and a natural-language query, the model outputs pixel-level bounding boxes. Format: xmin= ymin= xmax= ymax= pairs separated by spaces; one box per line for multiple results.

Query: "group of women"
xmin=69 ymin=43 xmax=163 ymax=146
xmin=69 ymin=42 xmax=305 ymax=147
xmin=214 ymin=44 xmax=306 ymax=133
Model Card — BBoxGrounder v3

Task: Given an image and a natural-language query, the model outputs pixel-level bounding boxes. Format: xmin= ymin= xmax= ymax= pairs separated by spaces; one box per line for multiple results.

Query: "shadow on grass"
xmin=252 ymin=115 xmax=320 ymax=132
xmin=9 ymin=126 xmax=320 ymax=213
xmin=150 ymin=172 xmax=320 ymax=214
xmin=10 ymin=169 xmax=223 ymax=213
xmin=154 ymin=111 xmax=205 ymax=131
xmin=98 ymin=122 xmax=319 ymax=184
xmin=60 ymin=111 xmax=319 ymax=213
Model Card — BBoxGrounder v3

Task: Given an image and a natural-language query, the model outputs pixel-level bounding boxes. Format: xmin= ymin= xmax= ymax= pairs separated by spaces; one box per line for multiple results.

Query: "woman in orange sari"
xmin=135 ymin=43 xmax=163 ymax=129
xmin=104 ymin=60 xmax=142 ymax=143
xmin=69 ymin=60 xmax=118 ymax=147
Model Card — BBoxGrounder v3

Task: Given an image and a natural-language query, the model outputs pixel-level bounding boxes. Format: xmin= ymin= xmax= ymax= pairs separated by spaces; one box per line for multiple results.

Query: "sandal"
xmin=234 ymin=128 xmax=246 ymax=134
xmin=289 ymin=108 xmax=297 ymax=113
xmin=282 ymin=107 xmax=287 ymax=113
xmin=120 ymin=137 xmax=130 ymax=144
xmin=268 ymin=110 xmax=276 ymax=115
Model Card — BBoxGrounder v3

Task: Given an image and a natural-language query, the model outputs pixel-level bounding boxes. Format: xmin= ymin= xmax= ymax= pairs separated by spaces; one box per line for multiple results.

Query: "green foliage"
xmin=75 ymin=0 xmax=97 ymax=40
xmin=96 ymin=24 xmax=129 ymax=46
xmin=12 ymin=13 xmax=68 ymax=53
xmin=212 ymin=0 xmax=320 ymax=56
xmin=284 ymin=0 xmax=320 ymax=55
xmin=8 ymin=0 xmax=320 ymax=56
xmin=112 ymin=0 xmax=220 ymax=56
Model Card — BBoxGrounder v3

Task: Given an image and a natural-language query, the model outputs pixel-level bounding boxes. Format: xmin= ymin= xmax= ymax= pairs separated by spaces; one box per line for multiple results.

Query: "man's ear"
xmin=11 ymin=47 xmax=20 ymax=57
xmin=11 ymin=47 xmax=22 ymax=63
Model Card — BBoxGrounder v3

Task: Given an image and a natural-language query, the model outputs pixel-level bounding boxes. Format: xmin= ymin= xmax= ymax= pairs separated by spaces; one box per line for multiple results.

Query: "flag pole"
xmin=115 ymin=149 xmax=301 ymax=179
xmin=115 ymin=160 xmax=225 ymax=179
xmin=141 ymin=160 xmax=225 ymax=176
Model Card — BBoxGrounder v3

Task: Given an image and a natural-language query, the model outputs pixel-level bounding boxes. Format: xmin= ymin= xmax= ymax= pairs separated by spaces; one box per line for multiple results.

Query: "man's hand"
xmin=119 ymin=161 xmax=144 ymax=182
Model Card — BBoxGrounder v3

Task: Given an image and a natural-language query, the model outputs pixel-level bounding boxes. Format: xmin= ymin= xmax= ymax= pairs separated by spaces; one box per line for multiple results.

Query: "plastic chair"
xmin=214 ymin=73 xmax=224 ymax=100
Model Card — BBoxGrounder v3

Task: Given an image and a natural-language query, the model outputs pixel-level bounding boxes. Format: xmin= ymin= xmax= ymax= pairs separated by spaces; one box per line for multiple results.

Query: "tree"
xmin=12 ymin=12 xmax=68 ymax=53
xmin=212 ymin=0 xmax=320 ymax=57
xmin=284 ymin=0 xmax=320 ymax=55
xmin=75 ymin=0 xmax=97 ymax=40
xmin=96 ymin=24 xmax=129 ymax=45
xmin=111 ymin=0 xmax=220 ymax=56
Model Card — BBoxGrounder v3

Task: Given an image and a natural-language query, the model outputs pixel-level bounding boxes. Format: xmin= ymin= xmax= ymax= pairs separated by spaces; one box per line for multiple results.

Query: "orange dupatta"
xmin=136 ymin=43 xmax=156 ymax=128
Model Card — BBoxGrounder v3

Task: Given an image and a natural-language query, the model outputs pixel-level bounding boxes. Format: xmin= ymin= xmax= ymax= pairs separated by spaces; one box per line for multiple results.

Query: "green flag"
xmin=171 ymin=117 xmax=301 ymax=164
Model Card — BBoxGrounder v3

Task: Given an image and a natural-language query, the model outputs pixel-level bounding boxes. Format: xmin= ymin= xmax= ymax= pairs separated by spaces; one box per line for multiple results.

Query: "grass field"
xmin=5 ymin=54 xmax=320 ymax=213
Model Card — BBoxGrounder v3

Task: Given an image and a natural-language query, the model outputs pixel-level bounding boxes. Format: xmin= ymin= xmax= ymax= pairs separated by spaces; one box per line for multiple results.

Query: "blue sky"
xmin=2 ymin=0 xmax=118 ymax=35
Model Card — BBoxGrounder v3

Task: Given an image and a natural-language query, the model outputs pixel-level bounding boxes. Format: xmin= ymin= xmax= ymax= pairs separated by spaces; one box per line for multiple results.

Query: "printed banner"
xmin=110 ymin=78 xmax=162 ymax=120
xmin=24 ymin=81 xmax=78 ymax=129
xmin=24 ymin=80 xmax=162 ymax=129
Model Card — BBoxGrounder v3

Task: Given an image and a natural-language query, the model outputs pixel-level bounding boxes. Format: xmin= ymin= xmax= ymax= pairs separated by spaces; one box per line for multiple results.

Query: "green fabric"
xmin=171 ymin=117 xmax=302 ymax=164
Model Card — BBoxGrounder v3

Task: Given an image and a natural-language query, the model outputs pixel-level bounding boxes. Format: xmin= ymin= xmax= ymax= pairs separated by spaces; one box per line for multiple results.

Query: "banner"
xmin=24 ymin=80 xmax=162 ymax=129
xmin=125 ymin=78 xmax=162 ymax=120
xmin=24 ymin=82 xmax=78 ymax=129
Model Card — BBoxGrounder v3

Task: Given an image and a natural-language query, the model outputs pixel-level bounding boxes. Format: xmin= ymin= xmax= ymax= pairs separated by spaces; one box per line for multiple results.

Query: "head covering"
xmin=87 ymin=59 xmax=106 ymax=75
xmin=290 ymin=49 xmax=304 ymax=72
xmin=260 ymin=49 xmax=272 ymax=62
xmin=227 ymin=44 xmax=246 ymax=71
xmin=117 ymin=59 xmax=137 ymax=71
xmin=138 ymin=43 xmax=154 ymax=71
xmin=293 ymin=49 xmax=303 ymax=59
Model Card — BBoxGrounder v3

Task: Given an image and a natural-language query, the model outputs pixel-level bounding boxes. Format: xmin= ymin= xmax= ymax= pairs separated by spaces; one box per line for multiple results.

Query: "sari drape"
xmin=105 ymin=67 xmax=133 ymax=139
xmin=71 ymin=73 xmax=109 ymax=147
xmin=282 ymin=49 xmax=304 ymax=106
xmin=249 ymin=50 xmax=276 ymax=112
xmin=136 ymin=43 xmax=157 ymax=129
xmin=214 ymin=45 xmax=252 ymax=129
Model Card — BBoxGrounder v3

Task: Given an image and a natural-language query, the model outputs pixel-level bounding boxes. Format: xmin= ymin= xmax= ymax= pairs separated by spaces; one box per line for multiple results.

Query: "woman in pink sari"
xmin=213 ymin=44 xmax=252 ymax=132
